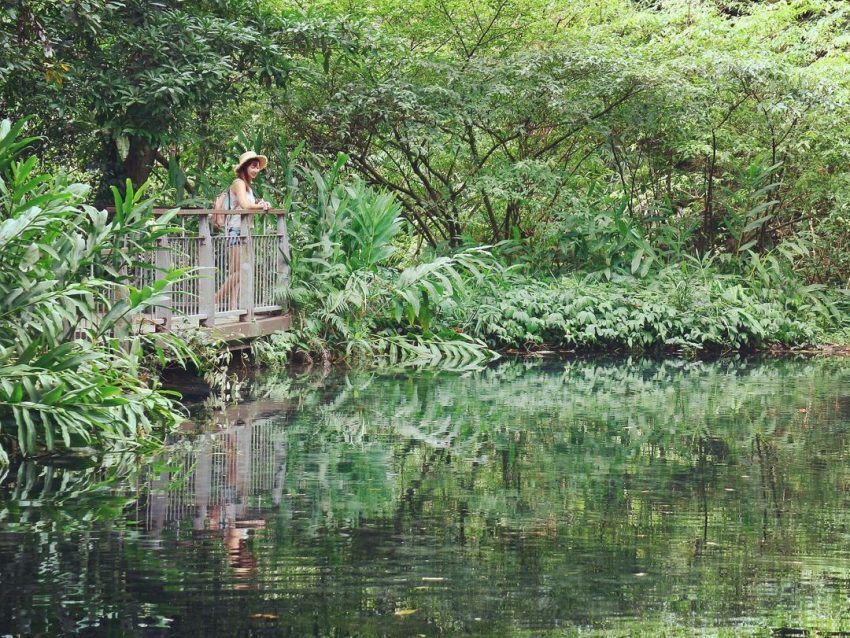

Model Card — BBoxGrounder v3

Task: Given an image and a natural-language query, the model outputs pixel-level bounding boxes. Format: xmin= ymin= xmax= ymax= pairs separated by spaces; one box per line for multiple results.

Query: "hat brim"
xmin=234 ymin=154 xmax=268 ymax=175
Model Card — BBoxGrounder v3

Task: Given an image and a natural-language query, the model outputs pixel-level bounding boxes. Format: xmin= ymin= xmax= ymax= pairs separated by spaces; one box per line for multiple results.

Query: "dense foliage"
xmin=254 ymin=154 xmax=500 ymax=369
xmin=252 ymin=153 xmax=845 ymax=362
xmin=1 ymin=0 xmax=298 ymax=198
xmin=4 ymin=0 xmax=850 ymax=280
xmin=3 ymin=1 xmax=850 ymax=367
xmin=0 ymin=119 xmax=190 ymax=462
xmin=275 ymin=0 xmax=850 ymax=272
xmin=463 ymin=267 xmax=838 ymax=352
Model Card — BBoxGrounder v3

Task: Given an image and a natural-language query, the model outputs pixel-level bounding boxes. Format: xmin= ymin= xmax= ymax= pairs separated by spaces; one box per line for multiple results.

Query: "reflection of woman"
xmin=215 ymin=151 xmax=272 ymax=309
xmin=224 ymin=520 xmax=266 ymax=589
xmin=203 ymin=504 xmax=265 ymax=590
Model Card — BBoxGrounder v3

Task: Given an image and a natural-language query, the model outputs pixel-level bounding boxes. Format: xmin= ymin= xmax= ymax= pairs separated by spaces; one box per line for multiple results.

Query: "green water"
xmin=3 ymin=357 xmax=850 ymax=636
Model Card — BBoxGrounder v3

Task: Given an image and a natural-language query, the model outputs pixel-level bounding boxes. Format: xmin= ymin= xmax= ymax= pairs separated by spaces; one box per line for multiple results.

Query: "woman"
xmin=215 ymin=151 xmax=272 ymax=310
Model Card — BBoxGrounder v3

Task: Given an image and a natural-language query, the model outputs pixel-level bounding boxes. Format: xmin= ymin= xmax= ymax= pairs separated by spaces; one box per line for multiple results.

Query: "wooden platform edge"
xmin=204 ymin=313 xmax=292 ymax=342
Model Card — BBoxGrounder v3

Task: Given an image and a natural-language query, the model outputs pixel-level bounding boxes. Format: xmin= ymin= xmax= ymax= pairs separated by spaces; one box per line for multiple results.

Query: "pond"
xmin=3 ymin=357 xmax=850 ymax=636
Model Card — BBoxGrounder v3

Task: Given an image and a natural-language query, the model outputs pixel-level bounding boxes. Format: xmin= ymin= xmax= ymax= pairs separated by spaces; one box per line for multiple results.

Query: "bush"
xmin=258 ymin=156 xmax=500 ymax=369
xmin=0 ymin=119 xmax=190 ymax=463
xmin=462 ymin=263 xmax=843 ymax=353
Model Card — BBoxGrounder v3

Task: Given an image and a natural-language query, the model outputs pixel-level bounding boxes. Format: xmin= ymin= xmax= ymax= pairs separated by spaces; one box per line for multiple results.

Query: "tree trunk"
xmin=124 ymin=136 xmax=155 ymax=187
xmin=94 ymin=136 xmax=156 ymax=206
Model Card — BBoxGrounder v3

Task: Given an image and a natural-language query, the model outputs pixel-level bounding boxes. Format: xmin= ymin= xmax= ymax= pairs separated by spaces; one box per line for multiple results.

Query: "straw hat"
xmin=234 ymin=150 xmax=268 ymax=175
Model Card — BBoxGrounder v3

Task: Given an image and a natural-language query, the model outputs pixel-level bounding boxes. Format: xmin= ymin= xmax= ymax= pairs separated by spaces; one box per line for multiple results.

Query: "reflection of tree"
xmin=0 ymin=456 xmax=154 ymax=633
xmin=264 ymin=357 xmax=850 ymax=632
xmin=3 ymin=358 xmax=850 ymax=635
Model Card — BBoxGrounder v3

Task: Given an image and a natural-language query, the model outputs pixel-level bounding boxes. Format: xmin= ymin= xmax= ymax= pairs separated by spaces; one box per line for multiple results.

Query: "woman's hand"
xmin=258 ymin=198 xmax=272 ymax=211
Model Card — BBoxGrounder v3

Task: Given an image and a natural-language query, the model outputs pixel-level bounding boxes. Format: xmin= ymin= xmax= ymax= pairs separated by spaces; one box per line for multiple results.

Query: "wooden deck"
xmin=138 ymin=208 xmax=291 ymax=342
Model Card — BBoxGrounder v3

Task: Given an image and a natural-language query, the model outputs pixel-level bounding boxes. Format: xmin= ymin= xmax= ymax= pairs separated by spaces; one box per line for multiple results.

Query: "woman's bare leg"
xmin=215 ymin=246 xmax=241 ymax=310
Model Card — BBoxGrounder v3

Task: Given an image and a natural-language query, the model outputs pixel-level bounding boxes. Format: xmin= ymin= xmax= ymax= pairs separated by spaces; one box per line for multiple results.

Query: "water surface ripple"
xmin=3 ymin=357 xmax=850 ymax=636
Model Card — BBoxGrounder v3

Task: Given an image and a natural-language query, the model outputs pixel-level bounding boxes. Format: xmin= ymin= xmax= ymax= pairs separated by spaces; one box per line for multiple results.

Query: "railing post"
xmin=154 ymin=235 xmax=173 ymax=330
xmin=276 ymin=213 xmax=290 ymax=309
xmin=198 ymin=214 xmax=216 ymax=327
xmin=240 ymin=213 xmax=255 ymax=322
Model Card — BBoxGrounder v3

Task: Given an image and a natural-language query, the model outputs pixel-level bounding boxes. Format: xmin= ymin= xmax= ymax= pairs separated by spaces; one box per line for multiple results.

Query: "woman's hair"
xmin=236 ymin=158 xmax=261 ymax=182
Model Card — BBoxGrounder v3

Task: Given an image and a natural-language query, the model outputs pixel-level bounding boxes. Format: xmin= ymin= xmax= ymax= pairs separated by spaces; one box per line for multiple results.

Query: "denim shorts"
xmin=225 ymin=226 xmax=241 ymax=247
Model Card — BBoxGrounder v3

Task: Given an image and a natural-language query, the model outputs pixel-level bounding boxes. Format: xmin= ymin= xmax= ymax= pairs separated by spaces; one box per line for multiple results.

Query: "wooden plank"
xmin=197 ymin=214 xmax=216 ymax=327
xmin=206 ymin=314 xmax=291 ymax=341
xmin=277 ymin=215 xmax=291 ymax=312
xmin=154 ymin=235 xmax=173 ymax=329
xmin=214 ymin=309 xmax=248 ymax=320
xmin=149 ymin=208 xmax=288 ymax=217
xmin=239 ymin=214 xmax=255 ymax=322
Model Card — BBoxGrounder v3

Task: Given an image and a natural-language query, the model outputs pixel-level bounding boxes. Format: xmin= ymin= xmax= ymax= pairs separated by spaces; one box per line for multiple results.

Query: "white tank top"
xmin=225 ymin=183 xmax=255 ymax=232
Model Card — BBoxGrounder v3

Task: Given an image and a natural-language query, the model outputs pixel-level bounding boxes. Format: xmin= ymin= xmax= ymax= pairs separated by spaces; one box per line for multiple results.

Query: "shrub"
xmin=260 ymin=157 xmax=500 ymax=368
xmin=462 ymin=263 xmax=842 ymax=353
xmin=0 ymin=119 xmax=189 ymax=463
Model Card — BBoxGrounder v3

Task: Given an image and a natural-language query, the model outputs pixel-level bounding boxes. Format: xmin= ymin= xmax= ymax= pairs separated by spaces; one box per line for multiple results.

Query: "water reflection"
xmin=2 ymin=357 xmax=850 ymax=636
xmin=146 ymin=404 xmax=289 ymax=590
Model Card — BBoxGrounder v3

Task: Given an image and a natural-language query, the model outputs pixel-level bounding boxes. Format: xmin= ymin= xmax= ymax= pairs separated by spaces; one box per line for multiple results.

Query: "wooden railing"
xmin=140 ymin=209 xmax=291 ymax=338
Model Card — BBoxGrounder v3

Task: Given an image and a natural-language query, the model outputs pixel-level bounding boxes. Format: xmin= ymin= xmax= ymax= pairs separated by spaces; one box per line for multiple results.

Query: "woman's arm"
xmin=231 ymin=178 xmax=271 ymax=210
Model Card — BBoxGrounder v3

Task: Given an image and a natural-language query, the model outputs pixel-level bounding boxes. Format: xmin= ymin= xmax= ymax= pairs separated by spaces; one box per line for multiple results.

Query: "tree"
xmin=1 ymin=0 xmax=294 ymax=200
xmin=276 ymin=0 xmax=850 ymax=263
